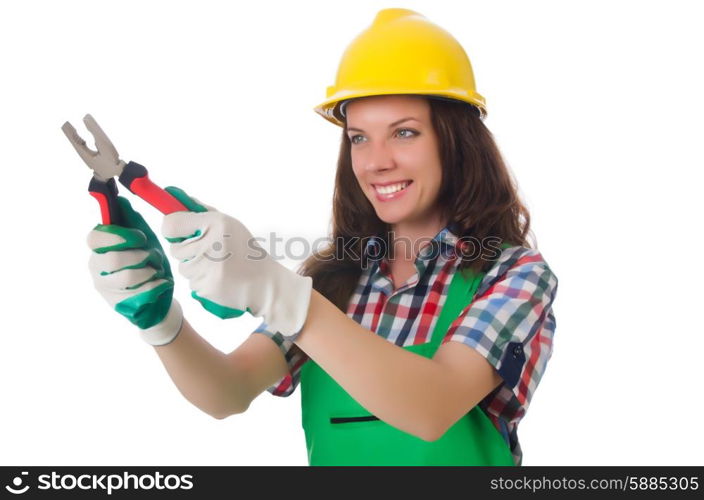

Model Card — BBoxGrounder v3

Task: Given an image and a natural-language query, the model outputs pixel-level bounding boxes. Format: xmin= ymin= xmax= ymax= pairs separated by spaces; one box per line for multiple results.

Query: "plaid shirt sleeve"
xmin=444 ymin=246 xmax=558 ymax=424
xmin=251 ymin=322 xmax=310 ymax=397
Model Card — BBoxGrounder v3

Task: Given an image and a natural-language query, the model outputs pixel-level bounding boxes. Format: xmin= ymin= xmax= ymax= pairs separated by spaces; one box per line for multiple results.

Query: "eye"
xmin=396 ymin=128 xmax=418 ymax=139
xmin=350 ymin=134 xmax=366 ymax=145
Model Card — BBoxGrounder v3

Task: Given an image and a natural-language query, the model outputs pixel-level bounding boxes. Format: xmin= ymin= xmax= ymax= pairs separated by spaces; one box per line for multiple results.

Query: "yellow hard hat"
xmin=314 ymin=8 xmax=486 ymax=126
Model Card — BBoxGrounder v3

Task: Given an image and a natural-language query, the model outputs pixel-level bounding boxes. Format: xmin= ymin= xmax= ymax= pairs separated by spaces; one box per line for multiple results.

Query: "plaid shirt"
xmin=253 ymin=226 xmax=558 ymax=466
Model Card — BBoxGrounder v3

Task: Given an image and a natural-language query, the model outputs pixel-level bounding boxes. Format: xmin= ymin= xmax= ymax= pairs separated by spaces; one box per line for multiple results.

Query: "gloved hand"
xmin=87 ymin=196 xmax=183 ymax=345
xmin=161 ymin=192 xmax=313 ymax=341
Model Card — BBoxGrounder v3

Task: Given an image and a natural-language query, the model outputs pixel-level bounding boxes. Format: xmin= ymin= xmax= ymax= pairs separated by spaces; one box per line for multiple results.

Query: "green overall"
xmin=299 ymin=264 xmax=516 ymax=466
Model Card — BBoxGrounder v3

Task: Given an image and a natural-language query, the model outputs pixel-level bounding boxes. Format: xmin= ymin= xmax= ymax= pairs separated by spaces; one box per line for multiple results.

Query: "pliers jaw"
xmin=62 ymin=114 xmax=126 ymax=225
xmin=61 ymin=114 xmax=125 ymax=182
xmin=62 ymin=114 xmax=189 ymax=225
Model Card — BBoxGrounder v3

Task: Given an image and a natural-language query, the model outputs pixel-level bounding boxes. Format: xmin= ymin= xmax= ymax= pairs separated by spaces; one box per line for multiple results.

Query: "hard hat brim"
xmin=314 ymin=90 xmax=487 ymax=127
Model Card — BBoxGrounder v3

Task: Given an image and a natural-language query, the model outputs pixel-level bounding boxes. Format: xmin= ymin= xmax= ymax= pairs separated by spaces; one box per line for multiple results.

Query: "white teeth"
xmin=375 ymin=181 xmax=410 ymax=195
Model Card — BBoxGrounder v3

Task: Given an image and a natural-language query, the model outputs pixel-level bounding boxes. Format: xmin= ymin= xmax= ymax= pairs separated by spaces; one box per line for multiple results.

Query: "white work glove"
xmin=87 ymin=196 xmax=184 ymax=346
xmin=161 ymin=198 xmax=313 ymax=341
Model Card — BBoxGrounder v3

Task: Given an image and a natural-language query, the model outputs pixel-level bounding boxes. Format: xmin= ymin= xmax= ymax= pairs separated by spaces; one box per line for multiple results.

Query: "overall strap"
xmin=428 ymin=266 xmax=485 ymax=353
xmin=429 ymin=241 xmax=513 ymax=353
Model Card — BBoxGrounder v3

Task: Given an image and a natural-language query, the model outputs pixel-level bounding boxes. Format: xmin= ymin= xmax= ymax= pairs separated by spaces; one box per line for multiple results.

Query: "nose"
xmin=363 ymin=140 xmax=395 ymax=172
xmin=364 ymin=140 xmax=395 ymax=173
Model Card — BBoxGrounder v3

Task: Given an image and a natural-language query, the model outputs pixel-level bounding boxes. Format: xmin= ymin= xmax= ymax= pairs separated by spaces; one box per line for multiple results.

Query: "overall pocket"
xmin=330 ymin=415 xmax=380 ymax=424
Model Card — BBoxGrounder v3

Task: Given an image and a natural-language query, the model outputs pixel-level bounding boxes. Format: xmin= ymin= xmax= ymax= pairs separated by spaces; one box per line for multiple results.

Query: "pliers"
xmin=62 ymin=113 xmax=189 ymax=225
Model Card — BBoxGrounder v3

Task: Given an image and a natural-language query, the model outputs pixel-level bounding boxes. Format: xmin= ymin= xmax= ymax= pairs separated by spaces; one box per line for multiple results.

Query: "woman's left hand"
xmin=161 ymin=192 xmax=312 ymax=340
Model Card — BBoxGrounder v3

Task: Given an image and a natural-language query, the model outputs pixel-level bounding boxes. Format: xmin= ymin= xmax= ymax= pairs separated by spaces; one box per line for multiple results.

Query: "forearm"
xmin=152 ymin=318 xmax=250 ymax=419
xmin=294 ymin=290 xmax=454 ymax=441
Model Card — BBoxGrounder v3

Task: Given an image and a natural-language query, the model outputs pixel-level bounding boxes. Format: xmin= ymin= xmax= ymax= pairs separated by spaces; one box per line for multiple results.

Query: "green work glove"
xmin=87 ymin=196 xmax=183 ymax=345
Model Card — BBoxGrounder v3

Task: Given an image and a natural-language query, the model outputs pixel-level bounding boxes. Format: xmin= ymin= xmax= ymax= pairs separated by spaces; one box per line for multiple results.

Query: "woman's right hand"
xmin=87 ymin=196 xmax=183 ymax=345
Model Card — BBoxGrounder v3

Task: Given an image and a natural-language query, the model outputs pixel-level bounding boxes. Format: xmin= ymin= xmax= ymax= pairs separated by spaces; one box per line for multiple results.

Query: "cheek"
xmin=403 ymin=147 xmax=442 ymax=184
xmin=424 ymin=145 xmax=443 ymax=189
xmin=417 ymin=157 xmax=443 ymax=198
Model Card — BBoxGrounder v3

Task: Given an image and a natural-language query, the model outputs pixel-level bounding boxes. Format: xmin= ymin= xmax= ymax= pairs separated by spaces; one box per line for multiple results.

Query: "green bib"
xmin=299 ymin=263 xmax=515 ymax=466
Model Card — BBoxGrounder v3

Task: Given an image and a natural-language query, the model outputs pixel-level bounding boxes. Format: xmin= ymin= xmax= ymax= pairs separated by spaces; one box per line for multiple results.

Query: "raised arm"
xmin=159 ymin=203 xmax=505 ymax=441
xmin=86 ymin=195 xmax=288 ymax=419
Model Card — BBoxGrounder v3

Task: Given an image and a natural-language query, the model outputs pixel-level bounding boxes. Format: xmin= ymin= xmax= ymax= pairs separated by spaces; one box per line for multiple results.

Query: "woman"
xmin=85 ymin=9 xmax=558 ymax=466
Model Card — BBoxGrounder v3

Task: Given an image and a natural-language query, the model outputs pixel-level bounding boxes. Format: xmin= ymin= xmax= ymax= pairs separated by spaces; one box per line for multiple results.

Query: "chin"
xmin=374 ymin=209 xmax=410 ymax=226
xmin=367 ymin=195 xmax=418 ymax=226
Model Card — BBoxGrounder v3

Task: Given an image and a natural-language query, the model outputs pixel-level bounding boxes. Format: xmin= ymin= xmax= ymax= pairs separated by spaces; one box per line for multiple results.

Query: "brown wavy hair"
xmin=299 ymin=97 xmax=533 ymax=312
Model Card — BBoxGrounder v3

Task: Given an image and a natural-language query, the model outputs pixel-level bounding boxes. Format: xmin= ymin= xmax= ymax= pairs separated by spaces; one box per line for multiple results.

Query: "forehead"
xmin=345 ymin=95 xmax=430 ymax=124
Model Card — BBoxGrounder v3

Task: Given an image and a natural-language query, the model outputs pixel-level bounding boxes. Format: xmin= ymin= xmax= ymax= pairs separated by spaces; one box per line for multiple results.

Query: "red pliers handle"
xmin=87 ymin=176 xmax=124 ymax=226
xmin=118 ymin=161 xmax=189 ymax=216
xmin=87 ymin=162 xmax=189 ymax=225
xmin=62 ymin=114 xmax=189 ymax=225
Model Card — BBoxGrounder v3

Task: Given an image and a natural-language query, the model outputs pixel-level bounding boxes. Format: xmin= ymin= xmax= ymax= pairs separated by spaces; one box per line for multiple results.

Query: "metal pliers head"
xmin=62 ymin=114 xmax=189 ymax=225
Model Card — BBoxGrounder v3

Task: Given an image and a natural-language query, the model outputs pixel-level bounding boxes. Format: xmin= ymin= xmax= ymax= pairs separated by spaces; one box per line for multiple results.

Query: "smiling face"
xmin=345 ymin=95 xmax=445 ymax=233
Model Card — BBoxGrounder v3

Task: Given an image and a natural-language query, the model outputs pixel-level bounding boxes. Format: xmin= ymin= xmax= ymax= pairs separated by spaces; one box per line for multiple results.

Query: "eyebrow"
xmin=346 ymin=117 xmax=419 ymax=133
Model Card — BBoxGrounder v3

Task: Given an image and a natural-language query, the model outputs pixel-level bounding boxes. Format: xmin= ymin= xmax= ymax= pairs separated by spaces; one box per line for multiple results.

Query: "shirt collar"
xmin=364 ymin=224 xmax=461 ymax=294
xmin=363 ymin=224 xmax=461 ymax=260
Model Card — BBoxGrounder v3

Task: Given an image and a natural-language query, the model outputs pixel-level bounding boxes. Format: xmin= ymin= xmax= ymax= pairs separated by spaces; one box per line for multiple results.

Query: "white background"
xmin=1 ymin=0 xmax=702 ymax=466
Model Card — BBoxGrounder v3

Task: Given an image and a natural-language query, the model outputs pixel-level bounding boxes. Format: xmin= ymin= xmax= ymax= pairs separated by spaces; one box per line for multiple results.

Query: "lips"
xmin=372 ymin=180 xmax=412 ymax=193
xmin=372 ymin=180 xmax=413 ymax=202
